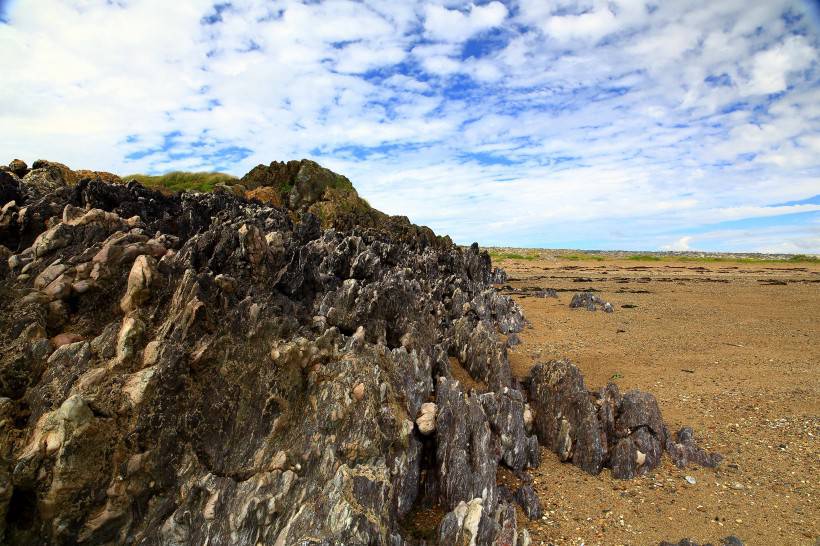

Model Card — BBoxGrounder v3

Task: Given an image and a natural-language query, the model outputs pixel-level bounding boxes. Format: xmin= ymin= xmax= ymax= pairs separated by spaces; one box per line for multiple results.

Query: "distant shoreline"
xmin=479 ymin=247 xmax=819 ymax=263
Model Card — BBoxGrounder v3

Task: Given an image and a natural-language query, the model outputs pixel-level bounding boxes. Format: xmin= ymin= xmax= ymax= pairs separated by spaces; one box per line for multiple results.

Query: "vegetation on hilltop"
xmin=488 ymin=251 xmax=538 ymax=261
xmin=124 ymin=171 xmax=237 ymax=193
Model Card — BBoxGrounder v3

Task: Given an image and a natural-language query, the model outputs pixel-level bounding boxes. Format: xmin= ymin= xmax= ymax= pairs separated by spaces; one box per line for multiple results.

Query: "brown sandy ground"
xmin=498 ymin=257 xmax=819 ymax=545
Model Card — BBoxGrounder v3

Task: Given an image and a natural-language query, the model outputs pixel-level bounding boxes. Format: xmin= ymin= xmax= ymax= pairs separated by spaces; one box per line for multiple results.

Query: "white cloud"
xmin=746 ymin=36 xmax=817 ymax=95
xmin=662 ymin=236 xmax=694 ymax=251
xmin=335 ymin=43 xmax=407 ymax=74
xmin=424 ymin=2 xmax=508 ymax=42
xmin=670 ymin=225 xmax=820 ymax=254
xmin=541 ymin=5 xmax=619 ymax=43
xmin=0 ymin=0 xmax=818 ymax=253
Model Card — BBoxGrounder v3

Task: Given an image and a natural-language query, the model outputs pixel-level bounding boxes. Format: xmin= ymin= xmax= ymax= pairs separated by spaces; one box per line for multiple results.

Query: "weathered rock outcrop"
xmin=241 ymin=160 xmax=450 ymax=249
xmin=569 ymin=291 xmax=613 ymax=312
xmin=528 ymin=360 xmax=722 ymax=479
xmin=0 ymin=159 xmax=534 ymax=545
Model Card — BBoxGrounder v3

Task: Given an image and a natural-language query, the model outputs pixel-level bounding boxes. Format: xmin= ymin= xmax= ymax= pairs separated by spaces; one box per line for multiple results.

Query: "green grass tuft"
xmin=124 ymin=171 xmax=238 ymax=193
xmin=489 ymin=251 xmax=537 ymax=261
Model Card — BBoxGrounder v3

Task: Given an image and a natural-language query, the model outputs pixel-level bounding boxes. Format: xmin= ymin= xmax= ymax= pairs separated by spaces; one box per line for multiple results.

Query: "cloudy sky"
xmin=1 ymin=0 xmax=819 ymax=252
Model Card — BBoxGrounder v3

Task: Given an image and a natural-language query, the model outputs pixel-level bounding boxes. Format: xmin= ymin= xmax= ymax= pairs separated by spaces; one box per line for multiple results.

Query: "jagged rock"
xmin=437 ymin=498 xmax=490 ymax=545
xmin=213 ymin=273 xmax=237 ymax=293
xmin=490 ymin=267 xmax=507 ymax=284
xmin=8 ymin=159 xmax=27 ymax=177
xmin=666 ymin=426 xmax=724 ymax=469
xmin=437 ymin=498 xmax=523 ymax=546
xmin=453 ymin=316 xmax=512 ymax=390
xmin=245 ymin=185 xmax=282 ymax=206
xmin=24 ymin=159 xmax=78 ymax=195
xmin=115 ymin=314 xmax=145 ymax=363
xmin=610 ymin=390 xmax=666 ymax=478
xmin=0 ymin=159 xmax=531 ymax=545
xmin=506 ymin=332 xmax=521 ymax=347
xmin=529 ymin=359 xmax=722 ymax=480
xmin=529 ymin=359 xmax=606 ymax=474
xmin=570 ymin=291 xmax=614 ymax=312
xmin=436 ymin=377 xmax=498 ymax=511
xmin=73 ymin=169 xmax=122 ymax=184
xmin=479 ymin=387 xmax=539 ymax=471
xmin=523 ymin=403 xmax=533 ymax=432
xmin=513 ymin=484 xmax=542 ymax=520
xmin=120 ymin=254 xmax=157 ymax=313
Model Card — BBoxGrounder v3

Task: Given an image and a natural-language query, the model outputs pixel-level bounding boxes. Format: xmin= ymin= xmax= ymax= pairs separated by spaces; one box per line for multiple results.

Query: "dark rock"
xmin=529 ymin=359 xmax=606 ymax=474
xmin=659 ymin=537 xmax=744 ymax=546
xmin=529 ymin=359 xmax=722 ymax=480
xmin=611 ymin=390 xmax=667 ymax=477
xmin=490 ymin=267 xmax=508 ymax=284
xmin=479 ymin=387 xmax=540 ymax=471
xmin=722 ymin=537 xmax=744 ymax=546
xmin=436 ymin=377 xmax=498 ymax=511
xmin=666 ymin=426 xmax=724 ymax=468
xmin=0 ymin=245 xmax=10 ymax=278
xmin=506 ymin=332 xmax=521 ymax=347
xmin=570 ymin=291 xmax=613 ymax=312
xmin=8 ymin=159 xmax=28 ymax=177
xmin=1 ymin=171 xmax=22 ymax=205
xmin=513 ymin=483 xmax=542 ymax=519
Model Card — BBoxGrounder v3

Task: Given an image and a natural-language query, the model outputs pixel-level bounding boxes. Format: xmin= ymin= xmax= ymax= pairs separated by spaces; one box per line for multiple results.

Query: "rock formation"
xmin=0 ymin=158 xmax=723 ymax=545
xmin=569 ymin=291 xmax=613 ymax=312
xmin=0 ymin=159 xmax=535 ymax=545
xmin=528 ymin=359 xmax=722 ymax=479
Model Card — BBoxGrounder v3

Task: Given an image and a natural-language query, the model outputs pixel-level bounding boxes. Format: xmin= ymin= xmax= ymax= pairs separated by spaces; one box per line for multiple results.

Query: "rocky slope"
xmin=0 ymin=159 xmax=721 ymax=545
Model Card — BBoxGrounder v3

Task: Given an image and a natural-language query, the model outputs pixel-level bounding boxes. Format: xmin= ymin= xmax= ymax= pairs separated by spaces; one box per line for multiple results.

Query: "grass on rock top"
xmin=124 ymin=171 xmax=237 ymax=193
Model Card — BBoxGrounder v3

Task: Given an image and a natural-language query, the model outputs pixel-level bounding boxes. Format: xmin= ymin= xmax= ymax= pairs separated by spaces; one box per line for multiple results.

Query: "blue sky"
xmin=1 ymin=0 xmax=819 ymax=252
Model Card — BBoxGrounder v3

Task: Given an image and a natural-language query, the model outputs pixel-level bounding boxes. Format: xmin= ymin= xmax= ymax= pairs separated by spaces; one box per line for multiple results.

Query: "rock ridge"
xmin=0 ymin=158 xmax=724 ymax=545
